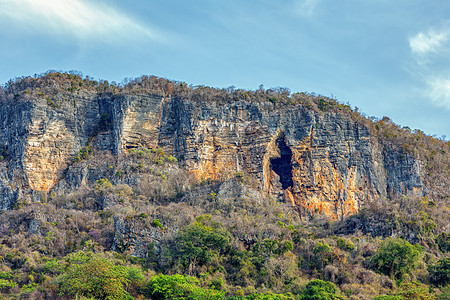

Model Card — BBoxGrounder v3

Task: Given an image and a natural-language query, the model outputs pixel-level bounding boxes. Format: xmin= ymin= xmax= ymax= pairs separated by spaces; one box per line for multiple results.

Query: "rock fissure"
xmin=270 ymin=135 xmax=294 ymax=190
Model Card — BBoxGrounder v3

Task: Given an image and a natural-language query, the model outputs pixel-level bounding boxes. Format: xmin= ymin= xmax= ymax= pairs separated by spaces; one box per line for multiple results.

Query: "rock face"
xmin=0 ymin=90 xmax=424 ymax=219
xmin=112 ymin=215 xmax=163 ymax=258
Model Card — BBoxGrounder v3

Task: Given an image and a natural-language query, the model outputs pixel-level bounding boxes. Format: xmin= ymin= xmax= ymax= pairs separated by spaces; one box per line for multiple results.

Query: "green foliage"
xmin=303 ymin=242 xmax=337 ymax=271
xmin=436 ymin=232 xmax=450 ymax=252
xmin=21 ymin=283 xmax=37 ymax=294
xmin=151 ymin=218 xmax=163 ymax=228
xmin=438 ymin=286 xmax=450 ymax=300
xmin=58 ymin=253 xmax=132 ymax=300
xmin=396 ymin=281 xmax=435 ymax=299
xmin=229 ymin=292 xmax=295 ymax=299
xmin=95 ymin=178 xmax=113 ymax=192
xmin=138 ymin=212 xmax=149 ymax=219
xmin=336 ymin=237 xmax=355 ymax=252
xmin=374 ymin=296 xmax=404 ymax=300
xmin=0 ymin=279 xmax=17 ymax=291
xmin=74 ymin=145 xmax=92 ymax=162
xmin=253 ymin=239 xmax=293 ymax=256
xmin=318 ymin=99 xmax=330 ymax=111
xmin=0 ymin=271 xmax=13 ymax=279
xmin=300 ymin=279 xmax=343 ymax=300
xmin=369 ymin=238 xmax=423 ymax=281
xmin=143 ymin=274 xmax=225 ymax=300
xmin=42 ymin=258 xmax=63 ymax=274
xmin=167 ymin=155 xmax=178 ymax=162
xmin=175 ymin=215 xmax=230 ymax=268
xmin=428 ymin=257 xmax=450 ymax=286
xmin=127 ymin=266 xmax=145 ymax=285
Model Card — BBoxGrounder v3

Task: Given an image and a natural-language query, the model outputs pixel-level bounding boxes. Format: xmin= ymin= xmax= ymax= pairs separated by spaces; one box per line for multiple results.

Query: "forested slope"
xmin=0 ymin=72 xmax=448 ymax=299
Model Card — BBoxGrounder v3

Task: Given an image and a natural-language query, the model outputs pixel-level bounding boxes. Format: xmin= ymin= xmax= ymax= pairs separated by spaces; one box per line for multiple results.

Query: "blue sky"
xmin=0 ymin=0 xmax=449 ymax=138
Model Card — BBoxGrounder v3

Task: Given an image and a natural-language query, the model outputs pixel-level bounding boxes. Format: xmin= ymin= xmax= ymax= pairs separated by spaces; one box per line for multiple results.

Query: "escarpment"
xmin=0 ymin=76 xmax=428 ymax=220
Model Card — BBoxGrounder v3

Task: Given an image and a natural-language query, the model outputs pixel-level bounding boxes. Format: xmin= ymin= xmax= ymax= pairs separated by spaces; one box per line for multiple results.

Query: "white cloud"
xmin=292 ymin=0 xmax=320 ymax=17
xmin=427 ymin=76 xmax=450 ymax=110
xmin=409 ymin=29 xmax=449 ymax=55
xmin=408 ymin=24 xmax=450 ymax=111
xmin=0 ymin=0 xmax=162 ymax=43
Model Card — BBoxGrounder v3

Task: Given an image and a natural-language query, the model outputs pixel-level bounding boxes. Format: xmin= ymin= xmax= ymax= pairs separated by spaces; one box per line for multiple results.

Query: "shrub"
xmin=0 ymin=279 xmax=17 ymax=291
xmin=74 ymin=145 xmax=92 ymax=162
xmin=336 ymin=238 xmax=355 ymax=252
xmin=139 ymin=213 xmax=149 ymax=219
xmin=20 ymin=283 xmax=37 ymax=294
xmin=151 ymin=218 xmax=162 ymax=228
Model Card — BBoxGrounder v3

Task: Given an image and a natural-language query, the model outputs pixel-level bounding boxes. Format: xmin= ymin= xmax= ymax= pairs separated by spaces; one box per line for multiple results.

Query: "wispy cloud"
xmin=409 ymin=24 xmax=450 ymax=111
xmin=409 ymin=29 xmax=449 ymax=56
xmin=292 ymin=0 xmax=321 ymax=17
xmin=0 ymin=0 xmax=162 ymax=43
xmin=427 ymin=76 xmax=450 ymax=110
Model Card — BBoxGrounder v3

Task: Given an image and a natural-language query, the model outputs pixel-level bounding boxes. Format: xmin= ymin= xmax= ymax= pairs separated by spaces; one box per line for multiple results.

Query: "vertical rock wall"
xmin=0 ymin=93 xmax=424 ymax=219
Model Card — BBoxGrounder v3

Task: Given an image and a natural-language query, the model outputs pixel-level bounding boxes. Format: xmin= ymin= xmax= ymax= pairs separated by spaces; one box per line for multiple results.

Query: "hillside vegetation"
xmin=0 ymin=72 xmax=448 ymax=299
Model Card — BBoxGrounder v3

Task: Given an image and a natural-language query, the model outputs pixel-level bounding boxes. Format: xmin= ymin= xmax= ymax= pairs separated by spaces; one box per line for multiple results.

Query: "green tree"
xmin=428 ymin=257 xmax=450 ymax=286
xmin=370 ymin=238 xmax=423 ymax=281
xmin=175 ymin=215 xmax=230 ymax=268
xmin=436 ymin=232 xmax=450 ymax=253
xmin=58 ymin=253 xmax=133 ymax=300
xmin=308 ymin=242 xmax=336 ymax=271
xmin=300 ymin=279 xmax=343 ymax=300
xmin=227 ymin=292 xmax=295 ymax=300
xmin=143 ymin=274 xmax=225 ymax=300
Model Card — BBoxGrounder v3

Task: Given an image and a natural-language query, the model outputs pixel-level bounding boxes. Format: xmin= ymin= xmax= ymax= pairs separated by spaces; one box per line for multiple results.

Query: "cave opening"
xmin=270 ymin=136 xmax=294 ymax=189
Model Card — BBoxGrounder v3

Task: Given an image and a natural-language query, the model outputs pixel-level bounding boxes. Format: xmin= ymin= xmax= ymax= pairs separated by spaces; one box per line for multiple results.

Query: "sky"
xmin=0 ymin=0 xmax=449 ymax=138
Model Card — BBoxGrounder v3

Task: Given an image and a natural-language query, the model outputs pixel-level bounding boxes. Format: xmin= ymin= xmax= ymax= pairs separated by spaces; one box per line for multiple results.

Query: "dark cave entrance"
xmin=270 ymin=136 xmax=294 ymax=189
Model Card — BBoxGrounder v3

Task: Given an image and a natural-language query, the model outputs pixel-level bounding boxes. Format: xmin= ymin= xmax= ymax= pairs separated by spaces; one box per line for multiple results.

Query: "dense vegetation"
xmin=0 ymin=72 xmax=448 ymax=299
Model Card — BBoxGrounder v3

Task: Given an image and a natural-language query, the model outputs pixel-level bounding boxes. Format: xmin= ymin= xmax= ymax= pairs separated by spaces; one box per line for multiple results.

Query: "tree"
xmin=369 ymin=238 xmax=423 ymax=281
xmin=175 ymin=215 xmax=230 ymax=270
xmin=143 ymin=274 xmax=225 ymax=300
xmin=428 ymin=257 xmax=450 ymax=286
xmin=300 ymin=279 xmax=343 ymax=300
xmin=58 ymin=252 xmax=134 ymax=300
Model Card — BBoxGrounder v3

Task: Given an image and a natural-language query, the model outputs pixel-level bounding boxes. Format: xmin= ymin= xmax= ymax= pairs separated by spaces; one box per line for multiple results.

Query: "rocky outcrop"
xmin=0 ymin=88 xmax=425 ymax=219
xmin=383 ymin=145 xmax=423 ymax=198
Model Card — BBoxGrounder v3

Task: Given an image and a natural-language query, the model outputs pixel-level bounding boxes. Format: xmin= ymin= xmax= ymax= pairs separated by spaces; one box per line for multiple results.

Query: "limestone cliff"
xmin=0 ymin=76 xmax=426 ymax=220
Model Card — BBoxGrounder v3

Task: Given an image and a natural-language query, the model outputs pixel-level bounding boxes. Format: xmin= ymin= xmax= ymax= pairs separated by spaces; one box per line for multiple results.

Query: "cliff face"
xmin=165 ymin=99 xmax=424 ymax=220
xmin=0 ymin=91 xmax=424 ymax=219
